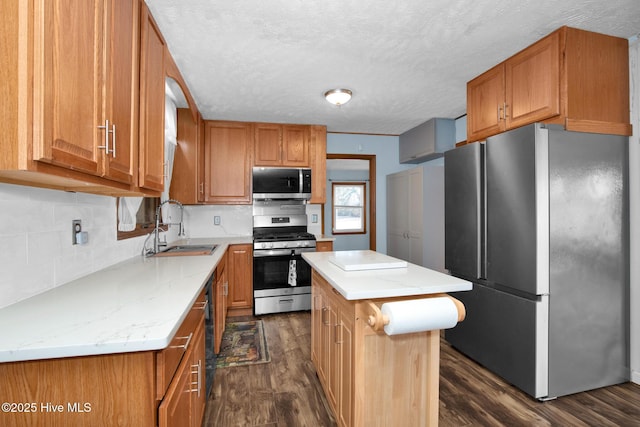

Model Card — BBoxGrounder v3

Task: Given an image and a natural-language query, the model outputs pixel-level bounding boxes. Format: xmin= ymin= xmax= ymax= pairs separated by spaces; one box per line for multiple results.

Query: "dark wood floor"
xmin=204 ymin=312 xmax=640 ymax=426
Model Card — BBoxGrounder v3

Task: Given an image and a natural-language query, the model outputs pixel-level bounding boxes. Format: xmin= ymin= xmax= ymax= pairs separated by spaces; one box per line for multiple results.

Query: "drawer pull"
xmin=194 ymin=301 xmax=207 ymax=312
xmin=170 ymin=332 xmax=193 ymax=350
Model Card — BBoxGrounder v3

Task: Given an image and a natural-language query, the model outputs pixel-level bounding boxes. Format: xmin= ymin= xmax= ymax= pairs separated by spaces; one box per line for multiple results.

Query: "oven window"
xmin=254 ymin=254 xmax=311 ymax=290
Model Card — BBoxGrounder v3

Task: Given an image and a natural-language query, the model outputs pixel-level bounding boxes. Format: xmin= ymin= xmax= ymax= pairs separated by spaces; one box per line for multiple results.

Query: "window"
xmin=332 ymin=182 xmax=366 ymax=234
xmin=116 ymin=197 xmax=163 ymax=240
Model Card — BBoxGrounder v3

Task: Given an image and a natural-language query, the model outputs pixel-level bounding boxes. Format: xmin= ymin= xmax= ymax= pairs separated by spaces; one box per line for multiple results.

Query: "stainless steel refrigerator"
xmin=444 ymin=123 xmax=629 ymax=400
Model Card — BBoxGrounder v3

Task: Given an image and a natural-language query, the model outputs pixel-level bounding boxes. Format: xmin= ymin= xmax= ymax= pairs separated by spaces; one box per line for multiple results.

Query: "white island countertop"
xmin=302 ymin=250 xmax=472 ymax=300
xmin=0 ymin=237 xmax=251 ymax=363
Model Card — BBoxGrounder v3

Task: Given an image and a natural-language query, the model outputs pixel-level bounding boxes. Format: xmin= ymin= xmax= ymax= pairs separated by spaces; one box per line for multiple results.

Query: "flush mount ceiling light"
xmin=324 ymin=89 xmax=352 ymax=106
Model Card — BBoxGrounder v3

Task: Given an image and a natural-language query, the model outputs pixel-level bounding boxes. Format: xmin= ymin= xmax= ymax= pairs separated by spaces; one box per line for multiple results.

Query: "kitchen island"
xmin=302 ymin=250 xmax=472 ymax=427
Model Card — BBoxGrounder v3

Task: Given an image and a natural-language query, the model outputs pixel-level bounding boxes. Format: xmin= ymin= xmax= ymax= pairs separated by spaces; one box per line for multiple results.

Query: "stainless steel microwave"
xmin=252 ymin=167 xmax=312 ymax=200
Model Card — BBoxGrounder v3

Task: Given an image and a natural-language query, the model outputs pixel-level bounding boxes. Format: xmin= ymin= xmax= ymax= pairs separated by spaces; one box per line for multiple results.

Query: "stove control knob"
xmin=268 ymin=242 xmax=274 ymax=249
xmin=296 ymin=241 xmax=303 ymax=247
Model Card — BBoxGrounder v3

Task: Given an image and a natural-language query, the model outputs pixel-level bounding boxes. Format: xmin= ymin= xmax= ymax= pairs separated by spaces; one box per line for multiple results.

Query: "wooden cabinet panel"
xmin=316 ymin=241 xmax=333 ymax=252
xmin=190 ymin=321 xmax=206 ymax=425
xmin=254 ymin=123 xmax=282 ymax=165
xmin=466 ymin=64 xmax=505 ymax=142
xmin=467 ymin=26 xmax=630 ymax=143
xmin=338 ymin=307 xmax=353 ymax=427
xmin=33 ymin=0 xmax=104 ymax=176
xmin=282 ymin=125 xmax=310 ymax=166
xmin=309 ymin=125 xmax=327 ymax=204
xmin=326 ymin=301 xmax=339 ymax=412
xmin=204 ymin=121 xmax=253 ymax=204
xmin=138 ymin=4 xmax=165 ymax=192
xmin=171 ymin=109 xmax=204 ymax=204
xmin=103 ymin=0 xmax=139 ymax=184
xmin=214 ymin=253 xmax=228 ymax=354
xmin=156 ymin=289 xmax=206 ymax=399
xmin=33 ymin=0 xmax=138 ymax=184
xmin=159 ymin=318 xmax=205 ymax=427
xmin=227 ymin=244 xmax=253 ymax=315
xmin=506 ymin=30 xmax=560 ymax=129
xmin=311 ymin=288 xmax=323 ymax=371
xmin=254 ymin=123 xmax=310 ymax=167
xmin=158 ymin=350 xmax=193 ymax=427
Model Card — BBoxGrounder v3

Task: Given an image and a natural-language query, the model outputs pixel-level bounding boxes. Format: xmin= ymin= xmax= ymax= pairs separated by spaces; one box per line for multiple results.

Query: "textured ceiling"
xmin=146 ymin=0 xmax=640 ymax=135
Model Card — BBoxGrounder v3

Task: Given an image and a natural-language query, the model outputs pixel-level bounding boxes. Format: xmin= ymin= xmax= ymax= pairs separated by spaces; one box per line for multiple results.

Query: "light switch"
xmin=214 ymin=216 xmax=221 ymax=225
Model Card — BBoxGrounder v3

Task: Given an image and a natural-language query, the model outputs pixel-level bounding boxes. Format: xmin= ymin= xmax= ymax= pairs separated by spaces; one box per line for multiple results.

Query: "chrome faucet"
xmin=144 ymin=199 xmax=185 ymax=256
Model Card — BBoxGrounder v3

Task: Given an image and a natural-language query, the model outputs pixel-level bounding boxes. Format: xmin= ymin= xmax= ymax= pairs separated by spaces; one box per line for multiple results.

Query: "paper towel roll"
xmin=381 ymin=297 xmax=459 ymax=336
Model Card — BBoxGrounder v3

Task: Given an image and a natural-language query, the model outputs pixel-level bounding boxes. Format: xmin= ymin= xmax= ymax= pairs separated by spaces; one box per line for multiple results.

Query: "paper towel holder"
xmin=365 ymin=295 xmax=466 ymax=332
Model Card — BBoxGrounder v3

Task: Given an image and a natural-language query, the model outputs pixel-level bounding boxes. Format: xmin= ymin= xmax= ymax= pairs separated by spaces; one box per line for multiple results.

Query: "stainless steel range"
xmin=252 ymin=199 xmax=315 ymax=315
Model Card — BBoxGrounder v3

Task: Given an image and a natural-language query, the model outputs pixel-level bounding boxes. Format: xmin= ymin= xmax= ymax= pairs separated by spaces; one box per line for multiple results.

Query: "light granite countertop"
xmin=0 ymin=237 xmax=251 ymax=363
xmin=302 ymin=250 xmax=472 ymax=300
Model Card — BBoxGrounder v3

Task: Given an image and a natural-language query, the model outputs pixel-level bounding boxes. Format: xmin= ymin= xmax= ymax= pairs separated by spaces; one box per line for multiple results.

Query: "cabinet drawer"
xmin=156 ymin=288 xmax=206 ymax=399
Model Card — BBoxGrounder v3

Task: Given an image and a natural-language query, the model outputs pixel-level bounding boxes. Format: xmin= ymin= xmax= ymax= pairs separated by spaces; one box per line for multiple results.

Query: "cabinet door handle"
xmin=111 ymin=123 xmax=116 ymax=158
xmin=334 ymin=323 xmax=343 ymax=344
xmin=497 ymin=105 xmax=502 ymax=122
xmin=170 ymin=332 xmax=193 ymax=350
xmin=199 ymin=183 xmax=204 ymax=194
xmin=503 ymin=102 xmax=508 ymax=119
xmin=322 ymin=307 xmax=329 ymax=325
xmin=190 ymin=359 xmax=202 ymax=397
xmin=98 ymin=119 xmax=111 ymax=155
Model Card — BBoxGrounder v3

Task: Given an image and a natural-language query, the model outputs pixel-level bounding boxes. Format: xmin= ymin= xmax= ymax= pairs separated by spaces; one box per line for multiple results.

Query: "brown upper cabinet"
xmin=33 ymin=0 xmax=140 ymax=185
xmin=171 ymin=121 xmax=327 ymax=205
xmin=138 ymin=4 xmax=166 ymax=193
xmin=309 ymin=125 xmax=327 ymax=204
xmin=0 ymin=1 xmax=197 ymax=197
xmin=203 ymin=121 xmax=254 ymax=204
xmin=0 ymin=0 xmax=151 ymax=195
xmin=171 ymin=109 xmax=206 ymax=204
xmin=254 ymin=123 xmax=310 ymax=167
xmin=466 ymin=26 xmax=631 ymax=143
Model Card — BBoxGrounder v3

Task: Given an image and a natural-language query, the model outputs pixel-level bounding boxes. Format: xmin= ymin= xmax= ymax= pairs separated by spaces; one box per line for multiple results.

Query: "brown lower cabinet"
xmin=159 ymin=320 xmax=206 ymax=427
xmin=315 ymin=240 xmax=334 ymax=252
xmin=311 ymin=270 xmax=442 ymax=427
xmin=0 ymin=290 xmax=207 ymax=427
xmin=227 ymin=244 xmax=254 ymax=317
xmin=214 ymin=252 xmax=228 ymax=354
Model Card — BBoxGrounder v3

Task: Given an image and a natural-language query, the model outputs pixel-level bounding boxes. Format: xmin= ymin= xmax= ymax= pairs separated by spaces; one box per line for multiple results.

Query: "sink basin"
xmin=153 ymin=244 xmax=218 ymax=257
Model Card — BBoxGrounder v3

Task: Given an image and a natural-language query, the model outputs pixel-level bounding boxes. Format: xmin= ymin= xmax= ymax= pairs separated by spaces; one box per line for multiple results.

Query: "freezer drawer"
xmin=445 ymin=283 xmax=548 ymax=398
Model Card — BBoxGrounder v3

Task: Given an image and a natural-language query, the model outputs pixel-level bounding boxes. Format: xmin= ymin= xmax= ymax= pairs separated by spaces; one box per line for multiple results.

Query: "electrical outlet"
xmin=214 ymin=216 xmax=221 ymax=225
xmin=72 ymin=220 xmax=82 ymax=245
xmin=312 ymin=214 xmax=318 ymax=223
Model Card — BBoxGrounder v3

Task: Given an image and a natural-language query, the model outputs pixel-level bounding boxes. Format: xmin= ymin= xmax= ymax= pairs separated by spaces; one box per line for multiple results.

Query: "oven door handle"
xmin=253 ymin=248 xmax=316 ymax=257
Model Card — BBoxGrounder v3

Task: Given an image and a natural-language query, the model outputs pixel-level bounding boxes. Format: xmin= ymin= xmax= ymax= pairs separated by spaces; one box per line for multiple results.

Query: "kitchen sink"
xmin=153 ymin=244 xmax=218 ymax=257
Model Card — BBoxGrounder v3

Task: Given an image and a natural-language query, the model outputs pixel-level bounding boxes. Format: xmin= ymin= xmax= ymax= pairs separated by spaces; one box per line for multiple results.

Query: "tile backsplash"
xmin=0 ymin=183 xmax=147 ymax=309
xmin=0 ymin=182 xmax=326 ymax=309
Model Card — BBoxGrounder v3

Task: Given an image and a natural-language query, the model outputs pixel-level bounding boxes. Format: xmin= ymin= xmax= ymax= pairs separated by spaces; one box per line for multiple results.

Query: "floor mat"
xmin=215 ymin=320 xmax=271 ymax=368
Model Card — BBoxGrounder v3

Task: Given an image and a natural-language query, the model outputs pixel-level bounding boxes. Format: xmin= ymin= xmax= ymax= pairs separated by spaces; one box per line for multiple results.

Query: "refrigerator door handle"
xmin=534 ymin=124 xmax=550 ymax=295
xmin=481 ymin=141 xmax=487 ymax=279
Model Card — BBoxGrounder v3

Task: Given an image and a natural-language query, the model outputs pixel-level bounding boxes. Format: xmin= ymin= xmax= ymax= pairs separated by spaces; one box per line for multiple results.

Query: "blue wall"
xmin=327 ymin=133 xmax=412 ymax=253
